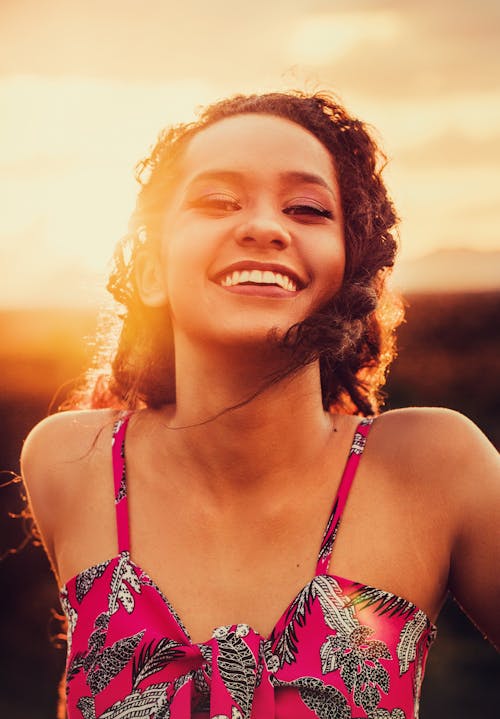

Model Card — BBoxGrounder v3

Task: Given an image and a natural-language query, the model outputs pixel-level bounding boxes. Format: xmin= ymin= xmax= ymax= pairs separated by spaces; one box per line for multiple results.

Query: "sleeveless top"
xmin=59 ymin=415 xmax=437 ymax=719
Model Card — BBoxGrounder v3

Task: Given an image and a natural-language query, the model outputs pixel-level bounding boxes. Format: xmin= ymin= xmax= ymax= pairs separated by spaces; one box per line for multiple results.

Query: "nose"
xmin=235 ymin=207 xmax=292 ymax=250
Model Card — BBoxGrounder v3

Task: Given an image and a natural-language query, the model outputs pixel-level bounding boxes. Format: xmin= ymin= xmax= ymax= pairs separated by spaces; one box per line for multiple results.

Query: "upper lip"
xmin=211 ymin=260 xmax=308 ymax=289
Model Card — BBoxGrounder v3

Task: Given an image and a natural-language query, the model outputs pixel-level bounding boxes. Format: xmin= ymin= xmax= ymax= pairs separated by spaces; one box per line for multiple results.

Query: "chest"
xmin=58 ymin=444 xmax=448 ymax=644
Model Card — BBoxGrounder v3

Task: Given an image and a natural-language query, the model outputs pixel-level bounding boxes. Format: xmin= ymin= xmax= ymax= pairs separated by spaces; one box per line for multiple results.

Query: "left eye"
xmin=284 ymin=204 xmax=333 ymax=219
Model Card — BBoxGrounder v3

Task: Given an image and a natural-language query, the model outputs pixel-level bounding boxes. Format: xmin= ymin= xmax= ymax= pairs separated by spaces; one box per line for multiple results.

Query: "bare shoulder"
xmin=373 ymin=406 xmax=497 ymax=472
xmin=21 ymin=408 xmax=119 ymax=478
xmin=375 ymin=407 xmax=500 ymax=646
xmin=372 ymin=406 xmax=499 ymax=509
xmin=21 ymin=408 xmax=119 ymax=568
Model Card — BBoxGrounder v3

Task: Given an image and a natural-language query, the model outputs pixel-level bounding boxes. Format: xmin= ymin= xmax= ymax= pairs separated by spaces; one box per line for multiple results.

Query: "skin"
xmin=21 ymin=115 xmax=500 ymax=649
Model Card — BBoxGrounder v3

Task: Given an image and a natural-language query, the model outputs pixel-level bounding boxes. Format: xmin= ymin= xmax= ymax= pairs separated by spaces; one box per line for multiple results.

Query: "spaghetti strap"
xmin=111 ymin=413 xmax=132 ymax=554
xmin=315 ymin=417 xmax=374 ymax=575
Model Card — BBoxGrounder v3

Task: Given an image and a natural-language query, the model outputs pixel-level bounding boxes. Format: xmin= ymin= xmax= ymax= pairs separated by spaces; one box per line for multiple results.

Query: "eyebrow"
xmin=186 ymin=169 xmax=336 ymax=198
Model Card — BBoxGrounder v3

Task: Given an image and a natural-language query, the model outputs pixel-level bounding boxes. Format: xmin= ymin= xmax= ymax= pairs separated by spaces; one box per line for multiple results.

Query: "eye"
xmin=190 ymin=193 xmax=241 ymax=213
xmin=283 ymin=202 xmax=333 ymax=220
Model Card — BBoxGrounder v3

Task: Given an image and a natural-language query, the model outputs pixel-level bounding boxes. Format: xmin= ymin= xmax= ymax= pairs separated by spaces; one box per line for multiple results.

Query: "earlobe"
xmin=134 ymin=250 xmax=169 ymax=307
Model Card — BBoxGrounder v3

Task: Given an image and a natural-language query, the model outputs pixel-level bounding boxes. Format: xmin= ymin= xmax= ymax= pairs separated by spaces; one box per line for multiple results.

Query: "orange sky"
xmin=1 ymin=0 xmax=499 ymax=306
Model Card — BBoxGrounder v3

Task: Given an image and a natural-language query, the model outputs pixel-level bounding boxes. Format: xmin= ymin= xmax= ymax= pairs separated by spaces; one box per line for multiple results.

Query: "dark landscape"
xmin=1 ymin=291 xmax=499 ymax=718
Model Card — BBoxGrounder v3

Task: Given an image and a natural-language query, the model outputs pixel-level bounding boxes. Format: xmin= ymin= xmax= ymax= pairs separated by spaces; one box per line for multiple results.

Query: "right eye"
xmin=191 ymin=194 xmax=241 ymax=213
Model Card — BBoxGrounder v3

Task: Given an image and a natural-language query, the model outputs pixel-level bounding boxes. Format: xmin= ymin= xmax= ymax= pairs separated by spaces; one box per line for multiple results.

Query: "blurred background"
xmin=1 ymin=1 xmax=499 ymax=717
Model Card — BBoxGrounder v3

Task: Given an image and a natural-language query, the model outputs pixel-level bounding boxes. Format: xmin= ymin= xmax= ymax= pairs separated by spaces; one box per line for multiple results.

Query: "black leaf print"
xmin=320 ymin=619 xmax=391 ymax=713
xmin=75 ymin=560 xmax=111 ymax=604
xmin=313 ymin=576 xmax=358 ymax=636
xmin=132 ymin=638 xmax=186 ymax=688
xmin=354 ymin=681 xmax=380 ymax=713
xmin=98 ymin=681 xmax=171 ymax=719
xmin=349 ymin=419 xmax=372 ymax=455
xmin=397 ymin=610 xmax=429 ymax=676
xmin=108 ymin=555 xmax=142 ymax=615
xmin=271 ymin=580 xmax=316 ymax=666
xmin=66 ymin=651 xmax=86 ymax=684
xmin=319 ymin=636 xmax=338 ymax=675
xmin=369 ymin=710 xmax=406 ymax=719
xmin=216 ymin=630 xmax=256 ymax=719
xmin=60 ymin=587 xmax=78 ymax=653
xmin=87 ymin=630 xmax=145 ymax=695
xmin=199 ymin=643 xmax=213 ymax=677
xmin=76 ymin=695 xmax=96 ymax=719
xmin=193 ymin=667 xmax=210 ymax=695
xmin=317 ymin=509 xmax=340 ymax=566
xmin=271 ymin=676 xmax=351 ymax=719
xmin=347 ymin=585 xmax=415 ymax=621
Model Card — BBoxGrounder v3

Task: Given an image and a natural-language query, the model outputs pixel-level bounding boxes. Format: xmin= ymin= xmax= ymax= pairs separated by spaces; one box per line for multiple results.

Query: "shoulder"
xmin=21 ymin=409 xmax=121 ymax=565
xmin=21 ymin=408 xmax=120 ymax=476
xmin=366 ymin=406 xmax=500 ymax=545
xmin=372 ymin=406 xmax=496 ymax=468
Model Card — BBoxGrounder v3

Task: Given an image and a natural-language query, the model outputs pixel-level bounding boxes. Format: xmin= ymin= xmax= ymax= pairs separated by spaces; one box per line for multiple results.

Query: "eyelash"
xmin=191 ymin=194 xmax=240 ymax=212
xmin=284 ymin=204 xmax=333 ymax=219
xmin=191 ymin=195 xmax=333 ymax=220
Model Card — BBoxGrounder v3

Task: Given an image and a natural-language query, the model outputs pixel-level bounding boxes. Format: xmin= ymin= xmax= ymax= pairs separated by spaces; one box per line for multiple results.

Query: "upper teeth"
xmin=220 ymin=269 xmax=297 ymax=292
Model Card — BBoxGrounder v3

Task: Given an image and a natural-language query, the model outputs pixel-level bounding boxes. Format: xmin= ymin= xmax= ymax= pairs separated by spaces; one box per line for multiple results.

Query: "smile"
xmin=218 ymin=269 xmax=298 ymax=292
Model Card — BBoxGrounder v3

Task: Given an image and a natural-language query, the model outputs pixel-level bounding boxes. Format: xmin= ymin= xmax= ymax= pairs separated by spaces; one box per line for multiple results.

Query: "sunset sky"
xmin=1 ymin=0 xmax=499 ymax=307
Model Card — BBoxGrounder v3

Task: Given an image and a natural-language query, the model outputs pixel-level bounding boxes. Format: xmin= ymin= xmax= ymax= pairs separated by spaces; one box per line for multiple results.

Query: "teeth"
xmin=249 ymin=269 xmax=263 ymax=283
xmin=220 ymin=269 xmax=297 ymax=291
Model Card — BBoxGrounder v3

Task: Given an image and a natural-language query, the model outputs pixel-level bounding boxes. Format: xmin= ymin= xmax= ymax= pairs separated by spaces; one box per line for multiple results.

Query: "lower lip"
xmin=216 ymin=283 xmax=299 ymax=298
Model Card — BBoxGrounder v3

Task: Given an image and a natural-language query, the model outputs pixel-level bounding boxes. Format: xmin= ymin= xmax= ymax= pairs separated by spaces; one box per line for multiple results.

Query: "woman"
xmin=21 ymin=92 xmax=499 ymax=719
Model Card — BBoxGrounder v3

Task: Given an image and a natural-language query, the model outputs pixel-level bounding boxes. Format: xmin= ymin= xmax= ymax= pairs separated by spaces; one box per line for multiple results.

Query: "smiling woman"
xmin=20 ymin=91 xmax=500 ymax=719
xmin=95 ymin=93 xmax=400 ymax=416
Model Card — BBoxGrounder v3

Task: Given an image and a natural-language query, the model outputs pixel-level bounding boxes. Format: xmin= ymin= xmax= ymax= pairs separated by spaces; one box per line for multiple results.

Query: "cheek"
xmin=314 ymin=234 xmax=346 ymax=299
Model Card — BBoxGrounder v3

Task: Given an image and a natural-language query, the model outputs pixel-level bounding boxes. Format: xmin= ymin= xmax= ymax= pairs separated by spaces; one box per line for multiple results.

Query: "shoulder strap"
xmin=315 ymin=417 xmax=374 ymax=575
xmin=112 ymin=413 xmax=132 ymax=554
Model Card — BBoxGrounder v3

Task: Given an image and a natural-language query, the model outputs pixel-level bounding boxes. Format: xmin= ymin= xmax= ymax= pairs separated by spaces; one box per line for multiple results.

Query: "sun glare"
xmin=289 ymin=11 xmax=401 ymax=66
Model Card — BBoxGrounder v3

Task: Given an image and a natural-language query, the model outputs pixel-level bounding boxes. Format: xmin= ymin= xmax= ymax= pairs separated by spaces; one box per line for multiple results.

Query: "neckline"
xmin=59 ymin=551 xmax=437 ymax=647
xmin=113 ymin=414 xmax=374 ymax=575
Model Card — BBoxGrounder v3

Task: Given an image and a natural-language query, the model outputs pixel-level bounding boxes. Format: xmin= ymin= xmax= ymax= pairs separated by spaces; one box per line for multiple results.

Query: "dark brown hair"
xmin=74 ymin=90 xmax=402 ymax=416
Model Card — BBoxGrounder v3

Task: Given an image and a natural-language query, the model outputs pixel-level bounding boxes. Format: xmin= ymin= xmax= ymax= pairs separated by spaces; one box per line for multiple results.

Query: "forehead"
xmin=177 ymin=113 xmax=336 ymax=186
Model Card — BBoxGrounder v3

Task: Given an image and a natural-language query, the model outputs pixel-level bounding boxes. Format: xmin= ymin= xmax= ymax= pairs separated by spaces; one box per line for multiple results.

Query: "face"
xmin=140 ymin=113 xmax=345 ymax=350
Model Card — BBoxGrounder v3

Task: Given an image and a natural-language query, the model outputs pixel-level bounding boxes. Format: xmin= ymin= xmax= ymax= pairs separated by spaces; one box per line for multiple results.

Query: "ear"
xmin=134 ymin=249 xmax=169 ymax=307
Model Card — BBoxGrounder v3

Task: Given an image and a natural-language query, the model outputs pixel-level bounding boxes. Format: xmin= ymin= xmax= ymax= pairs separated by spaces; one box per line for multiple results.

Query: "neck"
xmin=155 ymin=337 xmax=337 ymax=501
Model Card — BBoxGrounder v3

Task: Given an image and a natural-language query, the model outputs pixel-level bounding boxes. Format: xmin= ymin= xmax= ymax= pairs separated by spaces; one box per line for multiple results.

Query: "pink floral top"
xmin=60 ymin=415 xmax=436 ymax=718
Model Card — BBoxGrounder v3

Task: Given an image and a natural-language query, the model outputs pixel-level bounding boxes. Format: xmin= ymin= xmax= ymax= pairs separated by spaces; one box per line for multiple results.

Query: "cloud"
xmin=300 ymin=0 xmax=500 ymax=98
xmin=398 ymin=130 xmax=500 ymax=168
xmin=0 ymin=0 xmax=295 ymax=85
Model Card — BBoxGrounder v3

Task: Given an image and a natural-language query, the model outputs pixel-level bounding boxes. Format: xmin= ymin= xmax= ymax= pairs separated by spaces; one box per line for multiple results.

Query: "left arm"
xmin=446 ymin=412 xmax=500 ymax=649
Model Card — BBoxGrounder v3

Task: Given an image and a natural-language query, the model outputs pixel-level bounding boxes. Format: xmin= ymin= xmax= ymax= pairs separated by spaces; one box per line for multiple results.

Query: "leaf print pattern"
xmin=317 ymin=505 xmax=340 ymax=568
xmin=347 ymin=585 xmax=416 ymax=622
xmin=60 ymin=586 xmax=78 ymax=654
xmin=313 ymin=576 xmax=359 ymax=636
xmin=397 ymin=610 xmax=429 ymax=675
xmin=132 ymin=638 xmax=186 ymax=687
xmin=321 ymin=624 xmax=391 ymax=713
xmin=112 ymin=416 xmax=127 ymax=504
xmin=272 ymin=580 xmax=316 ymax=666
xmin=216 ymin=627 xmax=257 ymax=719
xmin=75 ymin=560 xmax=111 ymax=604
xmin=88 ymin=631 xmax=145 ymax=695
xmin=80 ymin=681 xmax=171 ymax=719
xmin=108 ymin=553 xmax=142 ymax=615
xmin=272 ymin=676 xmax=351 ymax=719
xmin=350 ymin=419 xmax=371 ymax=455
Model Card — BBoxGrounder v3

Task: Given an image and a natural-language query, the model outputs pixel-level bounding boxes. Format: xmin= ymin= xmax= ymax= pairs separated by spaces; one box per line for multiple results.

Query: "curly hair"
xmin=73 ymin=90 xmax=402 ymax=416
